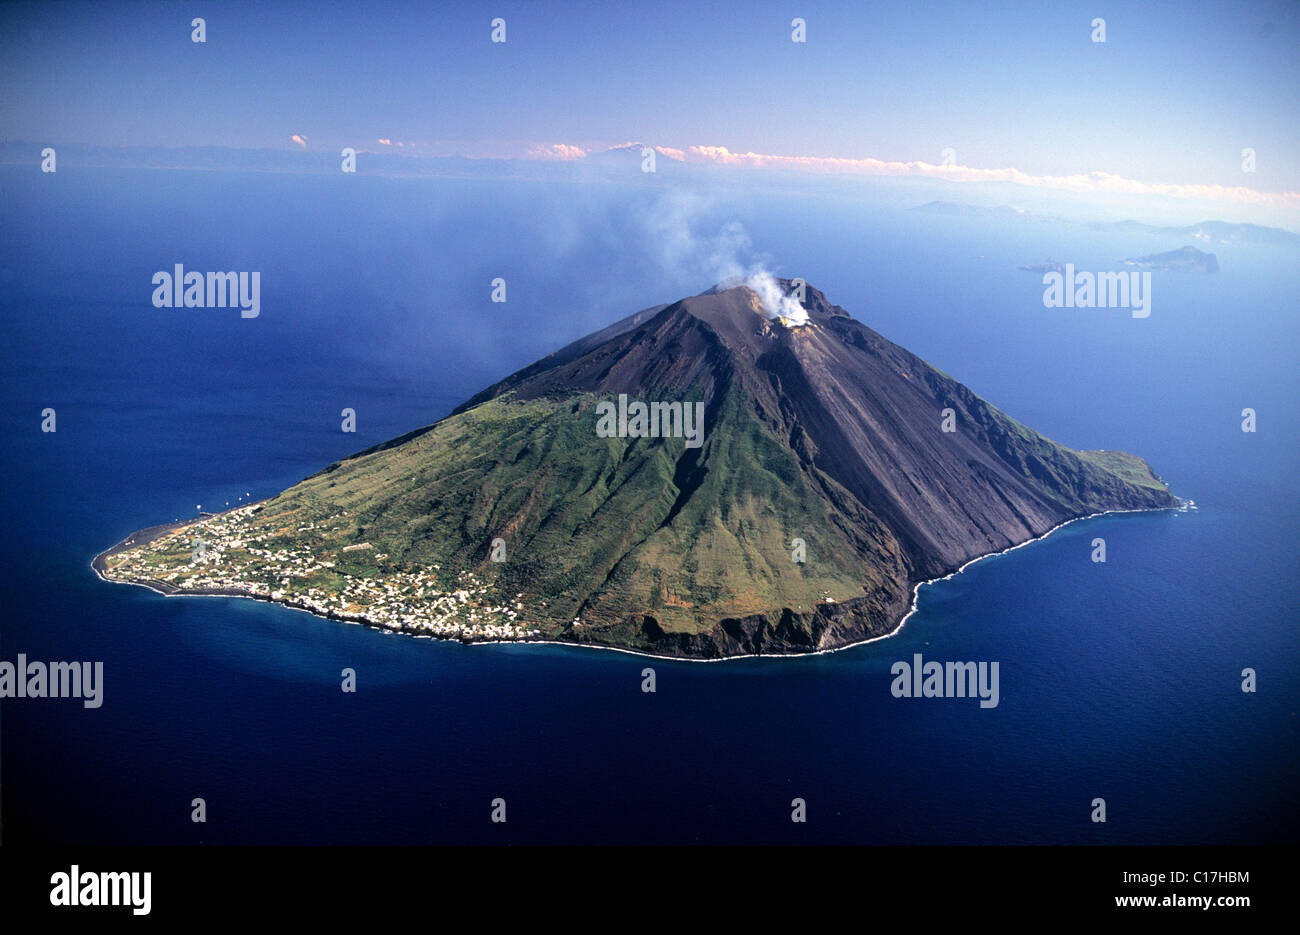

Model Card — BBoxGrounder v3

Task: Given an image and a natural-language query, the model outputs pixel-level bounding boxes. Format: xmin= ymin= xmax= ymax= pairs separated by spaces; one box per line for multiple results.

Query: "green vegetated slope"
xmin=246 ymin=383 xmax=901 ymax=651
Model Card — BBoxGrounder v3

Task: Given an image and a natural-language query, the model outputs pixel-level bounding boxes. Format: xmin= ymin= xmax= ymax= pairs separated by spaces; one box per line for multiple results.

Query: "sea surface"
xmin=1 ymin=167 xmax=1296 ymax=843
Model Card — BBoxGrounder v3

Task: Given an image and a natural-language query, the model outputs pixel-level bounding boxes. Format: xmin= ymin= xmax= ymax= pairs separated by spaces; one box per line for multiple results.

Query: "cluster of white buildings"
xmin=105 ymin=507 xmax=541 ymax=642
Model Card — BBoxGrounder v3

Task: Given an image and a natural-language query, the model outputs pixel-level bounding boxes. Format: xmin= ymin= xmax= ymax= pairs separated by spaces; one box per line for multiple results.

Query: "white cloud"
xmin=678 ymin=145 xmax=1299 ymax=210
xmin=526 ymin=143 xmax=589 ymax=161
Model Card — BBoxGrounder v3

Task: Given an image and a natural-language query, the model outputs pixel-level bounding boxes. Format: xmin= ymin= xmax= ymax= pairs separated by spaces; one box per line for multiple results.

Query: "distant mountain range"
xmin=99 ymin=281 xmax=1177 ymax=658
xmin=914 ymin=200 xmax=1299 ymax=246
xmin=1093 ymin=218 xmax=1300 ymax=246
xmin=914 ymin=201 xmax=1040 ymax=220
xmin=0 ymin=139 xmax=687 ymax=181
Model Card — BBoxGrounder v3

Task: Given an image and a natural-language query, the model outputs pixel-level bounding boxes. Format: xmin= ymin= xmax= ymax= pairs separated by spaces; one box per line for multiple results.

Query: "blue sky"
xmin=2 ymin=0 xmax=1297 ymax=212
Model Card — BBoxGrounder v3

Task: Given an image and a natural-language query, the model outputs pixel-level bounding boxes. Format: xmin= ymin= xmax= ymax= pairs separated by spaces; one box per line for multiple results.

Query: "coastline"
xmin=91 ymin=499 xmax=270 ymax=577
xmin=92 ymin=501 xmax=1185 ymax=664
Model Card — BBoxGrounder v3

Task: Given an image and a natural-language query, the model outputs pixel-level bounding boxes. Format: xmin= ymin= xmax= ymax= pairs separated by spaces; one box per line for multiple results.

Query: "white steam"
xmin=632 ymin=189 xmax=809 ymax=327
xmin=745 ymin=271 xmax=808 ymax=327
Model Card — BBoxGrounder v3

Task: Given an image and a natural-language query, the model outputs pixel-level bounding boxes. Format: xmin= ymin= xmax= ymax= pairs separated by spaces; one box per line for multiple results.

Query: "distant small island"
xmin=1122 ymin=245 xmax=1219 ymax=273
xmin=910 ymin=199 xmax=1300 ymax=247
xmin=1019 ymin=258 xmax=1064 ymax=273
xmin=914 ymin=200 xmax=1036 ymax=219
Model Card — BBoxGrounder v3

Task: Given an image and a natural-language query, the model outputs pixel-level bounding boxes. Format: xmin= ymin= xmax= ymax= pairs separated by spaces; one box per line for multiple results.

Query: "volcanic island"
xmin=96 ymin=280 xmax=1177 ymax=658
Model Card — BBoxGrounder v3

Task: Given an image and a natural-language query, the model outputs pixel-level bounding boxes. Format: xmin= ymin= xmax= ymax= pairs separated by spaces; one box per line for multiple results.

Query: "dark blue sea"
xmin=2 ymin=167 xmax=1296 ymax=844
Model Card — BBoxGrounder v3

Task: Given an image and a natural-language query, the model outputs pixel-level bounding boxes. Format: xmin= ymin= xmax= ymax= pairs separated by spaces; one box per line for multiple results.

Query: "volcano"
xmin=98 ymin=280 xmax=1177 ymax=658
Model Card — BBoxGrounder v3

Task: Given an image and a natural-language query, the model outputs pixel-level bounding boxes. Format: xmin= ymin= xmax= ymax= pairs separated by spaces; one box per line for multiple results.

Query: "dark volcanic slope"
xmin=459 ymin=281 xmax=1175 ymax=580
xmin=107 ymin=280 xmax=1177 ymax=658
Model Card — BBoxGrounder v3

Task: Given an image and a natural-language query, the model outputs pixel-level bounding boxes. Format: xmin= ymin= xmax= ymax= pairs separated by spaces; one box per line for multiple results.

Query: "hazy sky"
xmin=2 ymin=0 xmax=1297 ymax=197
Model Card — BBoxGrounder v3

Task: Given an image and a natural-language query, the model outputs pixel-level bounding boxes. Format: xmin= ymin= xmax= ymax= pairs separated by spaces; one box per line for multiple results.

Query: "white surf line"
xmin=89 ymin=503 xmax=1183 ymax=665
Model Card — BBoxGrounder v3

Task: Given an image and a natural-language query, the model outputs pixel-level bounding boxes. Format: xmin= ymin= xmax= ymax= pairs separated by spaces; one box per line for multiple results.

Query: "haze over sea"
xmin=2 ymin=166 xmax=1296 ymax=844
